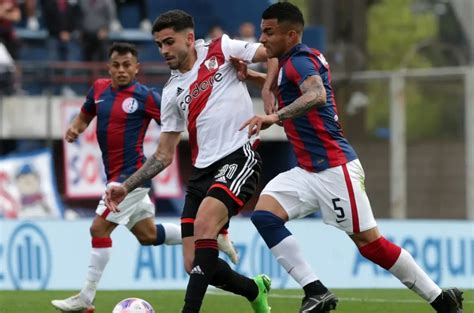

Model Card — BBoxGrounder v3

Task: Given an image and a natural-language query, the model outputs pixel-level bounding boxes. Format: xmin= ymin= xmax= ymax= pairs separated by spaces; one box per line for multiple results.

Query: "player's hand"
xmin=229 ymin=55 xmax=247 ymax=81
xmin=105 ymin=184 xmax=128 ymax=213
xmin=261 ymin=87 xmax=276 ymax=114
xmin=65 ymin=127 xmax=80 ymax=143
xmin=239 ymin=114 xmax=279 ymax=138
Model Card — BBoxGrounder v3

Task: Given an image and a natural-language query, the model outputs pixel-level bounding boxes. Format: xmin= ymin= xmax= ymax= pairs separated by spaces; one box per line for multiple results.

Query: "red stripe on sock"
xmin=181 ymin=217 xmax=195 ymax=224
xmin=359 ymin=236 xmax=402 ymax=270
xmin=92 ymin=237 xmax=112 ymax=248
xmin=195 ymin=239 xmax=218 ymax=250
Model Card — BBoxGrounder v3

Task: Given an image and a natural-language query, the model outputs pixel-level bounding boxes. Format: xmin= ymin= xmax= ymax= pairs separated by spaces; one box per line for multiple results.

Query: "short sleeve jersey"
xmin=81 ymin=79 xmax=161 ymax=183
xmin=160 ymin=34 xmax=260 ymax=168
xmin=277 ymin=44 xmax=357 ymax=172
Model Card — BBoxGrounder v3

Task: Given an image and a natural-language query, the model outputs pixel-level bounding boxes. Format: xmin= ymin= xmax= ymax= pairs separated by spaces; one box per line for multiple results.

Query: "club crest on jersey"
xmin=204 ymin=56 xmax=219 ymax=71
xmin=122 ymin=97 xmax=138 ymax=114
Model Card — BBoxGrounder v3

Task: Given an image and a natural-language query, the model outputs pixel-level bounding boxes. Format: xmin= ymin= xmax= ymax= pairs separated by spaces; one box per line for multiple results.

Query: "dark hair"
xmin=152 ymin=10 xmax=194 ymax=34
xmin=262 ymin=2 xmax=304 ymax=27
xmin=108 ymin=42 xmax=138 ymax=58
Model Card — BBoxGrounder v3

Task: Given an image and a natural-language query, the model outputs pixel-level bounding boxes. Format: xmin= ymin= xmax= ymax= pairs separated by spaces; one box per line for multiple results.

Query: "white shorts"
xmin=261 ymin=159 xmax=376 ymax=234
xmin=96 ymin=185 xmax=155 ymax=229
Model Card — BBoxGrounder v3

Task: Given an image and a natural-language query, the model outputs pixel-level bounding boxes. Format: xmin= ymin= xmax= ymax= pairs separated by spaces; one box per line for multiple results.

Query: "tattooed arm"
xmin=240 ymin=75 xmax=326 ymax=138
xmin=105 ymin=131 xmax=181 ymax=212
xmin=122 ymin=155 xmax=165 ymax=192
xmin=276 ymin=75 xmax=326 ymax=121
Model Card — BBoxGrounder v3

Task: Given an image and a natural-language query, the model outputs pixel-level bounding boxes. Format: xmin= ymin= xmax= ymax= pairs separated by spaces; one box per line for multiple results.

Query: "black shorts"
xmin=181 ymin=142 xmax=262 ymax=238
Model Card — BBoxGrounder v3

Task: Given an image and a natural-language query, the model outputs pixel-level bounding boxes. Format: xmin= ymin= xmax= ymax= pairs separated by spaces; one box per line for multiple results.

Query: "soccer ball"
xmin=112 ymin=298 xmax=155 ymax=313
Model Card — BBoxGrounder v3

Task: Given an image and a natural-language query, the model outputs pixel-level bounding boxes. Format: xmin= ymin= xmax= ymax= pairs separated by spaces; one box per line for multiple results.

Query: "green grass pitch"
xmin=0 ymin=289 xmax=472 ymax=312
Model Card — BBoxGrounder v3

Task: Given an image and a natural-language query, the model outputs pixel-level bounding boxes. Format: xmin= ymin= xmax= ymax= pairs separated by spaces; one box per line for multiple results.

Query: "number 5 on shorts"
xmin=332 ymin=198 xmax=345 ymax=218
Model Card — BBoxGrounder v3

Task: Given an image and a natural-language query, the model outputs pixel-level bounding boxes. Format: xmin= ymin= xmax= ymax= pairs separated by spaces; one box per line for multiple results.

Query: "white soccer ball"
xmin=112 ymin=298 xmax=155 ymax=313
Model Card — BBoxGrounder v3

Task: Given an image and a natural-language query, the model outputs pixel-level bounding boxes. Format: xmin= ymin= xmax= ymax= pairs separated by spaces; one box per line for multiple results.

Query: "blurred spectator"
xmin=235 ymin=21 xmax=262 ymax=93
xmin=236 ymin=21 xmax=257 ymax=43
xmin=0 ymin=0 xmax=20 ymax=94
xmin=18 ymin=0 xmax=38 ymax=30
xmin=205 ymin=24 xmax=223 ymax=41
xmin=41 ymin=0 xmax=80 ymax=61
xmin=79 ymin=0 xmax=116 ymax=61
xmin=41 ymin=0 xmax=80 ymax=95
xmin=0 ymin=35 xmax=14 ymax=94
xmin=0 ymin=0 xmax=21 ymax=59
xmin=114 ymin=0 xmax=151 ymax=32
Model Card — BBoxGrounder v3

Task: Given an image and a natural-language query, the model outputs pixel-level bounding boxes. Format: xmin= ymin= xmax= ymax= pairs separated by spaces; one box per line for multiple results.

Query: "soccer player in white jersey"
xmin=105 ymin=10 xmax=277 ymax=313
xmin=50 ymin=42 xmax=238 ymax=313
xmin=240 ymin=3 xmax=464 ymax=313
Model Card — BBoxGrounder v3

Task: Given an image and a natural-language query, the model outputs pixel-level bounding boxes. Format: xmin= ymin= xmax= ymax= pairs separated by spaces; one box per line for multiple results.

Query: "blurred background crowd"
xmin=0 ymin=0 xmax=473 ymax=222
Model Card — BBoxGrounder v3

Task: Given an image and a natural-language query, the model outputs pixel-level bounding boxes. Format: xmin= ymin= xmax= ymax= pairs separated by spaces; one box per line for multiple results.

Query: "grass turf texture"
xmin=0 ymin=289 xmax=472 ymax=313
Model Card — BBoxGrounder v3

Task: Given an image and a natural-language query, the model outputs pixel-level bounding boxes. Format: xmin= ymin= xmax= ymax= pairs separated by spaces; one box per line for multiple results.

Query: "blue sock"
xmin=251 ymin=210 xmax=291 ymax=248
xmin=155 ymin=224 xmax=166 ymax=246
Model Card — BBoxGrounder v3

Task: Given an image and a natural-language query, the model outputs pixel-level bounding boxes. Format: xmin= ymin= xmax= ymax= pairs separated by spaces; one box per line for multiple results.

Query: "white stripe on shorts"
xmin=230 ymin=143 xmax=257 ymax=195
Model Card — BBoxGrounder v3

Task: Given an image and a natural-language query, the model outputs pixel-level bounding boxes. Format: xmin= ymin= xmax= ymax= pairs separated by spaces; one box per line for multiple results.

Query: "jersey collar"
xmin=279 ymin=43 xmax=306 ymax=63
xmin=112 ymin=79 xmax=137 ymax=91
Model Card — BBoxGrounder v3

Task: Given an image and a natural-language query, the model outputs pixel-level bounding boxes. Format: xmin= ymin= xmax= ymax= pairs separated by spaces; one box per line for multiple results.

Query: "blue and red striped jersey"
xmin=277 ymin=43 xmax=357 ymax=172
xmin=81 ymin=79 xmax=161 ymax=183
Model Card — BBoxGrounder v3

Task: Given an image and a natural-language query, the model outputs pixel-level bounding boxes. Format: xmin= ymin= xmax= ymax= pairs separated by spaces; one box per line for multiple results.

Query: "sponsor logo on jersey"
xmin=179 ymin=72 xmax=224 ymax=108
xmin=122 ymin=97 xmax=139 ymax=114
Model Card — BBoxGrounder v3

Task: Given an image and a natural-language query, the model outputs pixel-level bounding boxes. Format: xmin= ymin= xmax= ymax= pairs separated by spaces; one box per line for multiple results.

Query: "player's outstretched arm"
xmin=239 ymin=113 xmax=279 ymax=138
xmin=251 ymin=46 xmax=280 ymax=114
xmin=262 ymin=57 xmax=279 ymax=114
xmin=105 ymin=131 xmax=181 ymax=212
xmin=65 ymin=112 xmax=94 ymax=143
xmin=239 ymin=75 xmax=326 ymax=138
xmin=276 ymin=75 xmax=326 ymax=121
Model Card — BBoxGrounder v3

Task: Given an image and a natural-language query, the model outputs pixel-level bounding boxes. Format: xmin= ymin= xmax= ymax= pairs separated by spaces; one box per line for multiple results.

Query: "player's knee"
xmin=89 ymin=223 xmax=103 ymax=237
xmin=193 ymin=218 xmax=217 ymax=239
xmin=136 ymin=233 xmax=156 ymax=246
xmin=251 ymin=210 xmax=285 ymax=229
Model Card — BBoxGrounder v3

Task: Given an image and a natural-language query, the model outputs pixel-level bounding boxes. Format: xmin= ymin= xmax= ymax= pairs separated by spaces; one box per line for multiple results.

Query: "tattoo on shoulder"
xmin=124 ymin=154 xmax=165 ymax=192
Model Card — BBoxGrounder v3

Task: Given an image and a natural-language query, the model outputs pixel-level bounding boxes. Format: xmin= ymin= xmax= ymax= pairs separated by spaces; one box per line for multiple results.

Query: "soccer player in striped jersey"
xmin=105 ymin=10 xmax=277 ymax=313
xmin=51 ymin=42 xmax=237 ymax=312
xmin=240 ymin=3 xmax=464 ymax=313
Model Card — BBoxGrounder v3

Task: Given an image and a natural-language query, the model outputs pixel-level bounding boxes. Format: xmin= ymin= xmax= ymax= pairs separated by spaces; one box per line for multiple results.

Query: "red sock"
xmin=91 ymin=237 xmax=112 ymax=248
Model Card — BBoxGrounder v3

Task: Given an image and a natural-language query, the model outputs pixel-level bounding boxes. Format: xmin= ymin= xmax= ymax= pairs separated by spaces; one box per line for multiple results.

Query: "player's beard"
xmin=169 ymin=49 xmax=193 ymax=71
xmin=167 ymin=59 xmax=179 ymax=70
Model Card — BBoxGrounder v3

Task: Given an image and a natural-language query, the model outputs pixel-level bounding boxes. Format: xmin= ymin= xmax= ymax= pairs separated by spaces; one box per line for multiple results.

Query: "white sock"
xmin=270 ymin=235 xmax=319 ymax=287
xmin=389 ymin=249 xmax=442 ymax=302
xmin=162 ymin=223 xmax=182 ymax=245
xmin=80 ymin=247 xmax=111 ymax=303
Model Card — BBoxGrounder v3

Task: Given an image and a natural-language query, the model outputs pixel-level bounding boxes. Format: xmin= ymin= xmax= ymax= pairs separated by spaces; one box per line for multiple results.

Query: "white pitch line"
xmin=207 ymin=290 xmax=474 ymax=304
